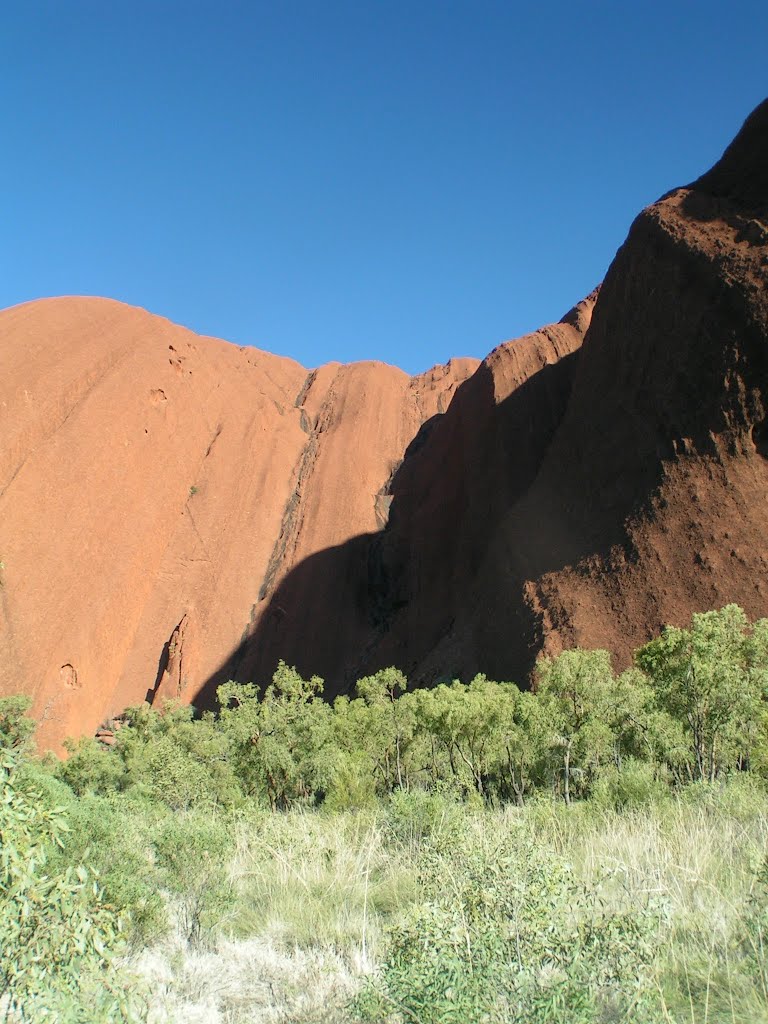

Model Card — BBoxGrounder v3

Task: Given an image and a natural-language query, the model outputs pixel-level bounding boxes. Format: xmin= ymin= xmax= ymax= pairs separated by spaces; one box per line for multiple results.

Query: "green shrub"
xmin=47 ymin=792 xmax=168 ymax=948
xmin=740 ymin=853 xmax=768 ymax=1005
xmin=218 ymin=663 xmax=334 ymax=808
xmin=59 ymin=737 xmax=126 ymax=796
xmin=0 ymin=694 xmax=35 ymax=751
xmin=637 ymin=605 xmax=768 ymax=782
xmin=0 ymin=749 xmax=136 ymax=1022
xmin=591 ymin=758 xmax=669 ymax=811
xmin=679 ymin=770 xmax=768 ymax=821
xmin=323 ymin=749 xmax=379 ymax=811
xmin=384 ymin=788 xmax=465 ymax=852
xmin=152 ymin=809 xmax=235 ymax=948
xmin=117 ymin=702 xmax=242 ymax=810
xmin=354 ymin=820 xmax=664 ymax=1024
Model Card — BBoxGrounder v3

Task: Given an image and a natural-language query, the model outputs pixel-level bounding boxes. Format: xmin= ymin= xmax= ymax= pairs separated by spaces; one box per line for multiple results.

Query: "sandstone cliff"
xmin=231 ymin=100 xmax=768 ymax=690
xmin=1 ymin=99 xmax=766 ymax=747
xmin=0 ymin=296 xmax=475 ymax=746
xmin=504 ymin=96 xmax=768 ymax=672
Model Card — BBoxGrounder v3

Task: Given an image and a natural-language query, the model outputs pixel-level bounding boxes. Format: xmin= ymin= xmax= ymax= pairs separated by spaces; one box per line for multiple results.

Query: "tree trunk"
xmin=563 ymin=738 xmax=572 ymax=806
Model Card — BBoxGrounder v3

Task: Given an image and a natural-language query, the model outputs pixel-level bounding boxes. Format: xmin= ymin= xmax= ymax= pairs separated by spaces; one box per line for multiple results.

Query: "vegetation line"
xmin=3 ymin=603 xmax=768 ymax=1022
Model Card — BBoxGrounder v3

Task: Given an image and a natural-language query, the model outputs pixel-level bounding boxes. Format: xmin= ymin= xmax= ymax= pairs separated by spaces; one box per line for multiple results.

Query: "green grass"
xmin=227 ymin=807 xmax=416 ymax=957
xmin=524 ymin=785 xmax=768 ymax=1022
xmin=120 ymin=781 xmax=768 ymax=1023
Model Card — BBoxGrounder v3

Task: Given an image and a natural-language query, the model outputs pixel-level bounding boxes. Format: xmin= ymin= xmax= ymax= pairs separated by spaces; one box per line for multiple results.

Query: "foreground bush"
xmin=0 ymin=750 xmax=135 ymax=1023
xmin=354 ymin=816 xmax=663 ymax=1024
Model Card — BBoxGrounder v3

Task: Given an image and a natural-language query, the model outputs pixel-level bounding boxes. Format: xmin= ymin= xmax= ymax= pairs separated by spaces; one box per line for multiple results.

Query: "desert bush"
xmin=354 ymin=818 xmax=664 ymax=1024
xmin=591 ymin=758 xmax=669 ymax=811
xmin=323 ymin=748 xmax=379 ymax=810
xmin=118 ymin=702 xmax=242 ymax=809
xmin=637 ymin=604 xmax=768 ymax=782
xmin=218 ymin=662 xmax=335 ymax=808
xmin=7 ymin=604 xmax=768 ymax=1019
xmin=47 ymin=792 xmax=168 ymax=948
xmin=0 ymin=695 xmax=35 ymax=751
xmin=0 ymin=748 xmax=136 ymax=1022
xmin=679 ymin=769 xmax=768 ymax=822
xmin=338 ymin=669 xmax=422 ymax=794
xmin=383 ymin=787 xmax=465 ymax=853
xmin=738 ymin=853 xmax=768 ymax=1014
xmin=152 ymin=809 xmax=235 ymax=949
xmin=59 ymin=736 xmax=126 ymax=796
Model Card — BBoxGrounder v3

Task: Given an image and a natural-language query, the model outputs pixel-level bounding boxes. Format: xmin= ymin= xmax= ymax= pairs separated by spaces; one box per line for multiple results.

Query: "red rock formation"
xmin=1 ymin=99 xmax=766 ymax=747
xmin=244 ymin=99 xmax=768 ymax=689
xmin=509 ymin=97 xmax=768 ymax=670
xmin=0 ymin=295 xmax=476 ymax=748
xmin=317 ymin=290 xmax=599 ymax=687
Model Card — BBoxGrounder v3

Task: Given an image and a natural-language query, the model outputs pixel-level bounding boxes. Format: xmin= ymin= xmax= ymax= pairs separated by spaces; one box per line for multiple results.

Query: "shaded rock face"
xmin=217 ymin=99 xmax=768 ymax=692
xmin=510 ymin=98 xmax=768 ymax=669
xmin=367 ymin=99 xmax=768 ymax=685
xmin=1 ymin=99 xmax=767 ymax=747
xmin=238 ymin=292 xmax=597 ymax=694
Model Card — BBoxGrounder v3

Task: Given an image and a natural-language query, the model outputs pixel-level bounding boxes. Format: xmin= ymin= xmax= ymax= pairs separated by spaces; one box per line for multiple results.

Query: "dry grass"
xmin=136 ymin=935 xmax=360 ymax=1023
xmin=524 ymin=782 xmax=768 ymax=1023
xmin=130 ymin=809 xmax=412 ymax=1023
xmin=227 ymin=809 xmax=415 ymax=958
xmin=130 ymin=782 xmax=768 ymax=1023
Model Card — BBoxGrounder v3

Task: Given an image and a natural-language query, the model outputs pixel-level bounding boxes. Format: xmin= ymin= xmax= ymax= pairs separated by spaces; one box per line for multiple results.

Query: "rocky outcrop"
xmin=507 ymin=97 xmax=768 ymax=669
xmin=241 ymin=100 xmax=768 ymax=689
xmin=385 ymin=99 xmax=768 ymax=683
xmin=1 ymin=99 xmax=767 ymax=748
xmin=0 ymin=295 xmax=476 ymax=748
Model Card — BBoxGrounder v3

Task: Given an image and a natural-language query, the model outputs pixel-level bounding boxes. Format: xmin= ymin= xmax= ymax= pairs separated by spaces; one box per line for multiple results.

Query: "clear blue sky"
xmin=2 ymin=2 xmax=766 ymax=374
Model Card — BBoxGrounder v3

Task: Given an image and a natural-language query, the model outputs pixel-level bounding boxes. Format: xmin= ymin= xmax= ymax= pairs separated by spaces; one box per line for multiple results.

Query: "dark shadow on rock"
xmin=145 ymin=637 xmax=171 ymax=704
xmin=190 ymin=294 xmax=731 ymax=710
xmin=684 ymin=97 xmax=768 ymax=218
xmin=191 ymin=100 xmax=768 ymax=712
xmin=193 ymin=229 xmax=763 ymax=709
xmin=194 ymin=534 xmax=381 ymax=709
xmin=192 ymin=342 xmax=636 ymax=710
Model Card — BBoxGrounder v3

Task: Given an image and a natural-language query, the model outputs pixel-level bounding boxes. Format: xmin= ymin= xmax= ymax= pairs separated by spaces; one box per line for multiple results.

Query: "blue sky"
xmin=2 ymin=2 xmax=766 ymax=374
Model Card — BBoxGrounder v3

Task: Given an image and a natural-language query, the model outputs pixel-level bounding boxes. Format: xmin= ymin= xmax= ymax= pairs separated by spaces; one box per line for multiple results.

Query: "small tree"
xmin=113 ymin=701 xmax=241 ymax=809
xmin=218 ymin=662 xmax=334 ymax=808
xmin=535 ymin=649 xmax=615 ymax=803
xmin=353 ymin=668 xmax=414 ymax=790
xmin=636 ymin=605 xmax=766 ymax=782
xmin=502 ymin=689 xmax=550 ymax=805
xmin=415 ymin=678 xmax=520 ymax=801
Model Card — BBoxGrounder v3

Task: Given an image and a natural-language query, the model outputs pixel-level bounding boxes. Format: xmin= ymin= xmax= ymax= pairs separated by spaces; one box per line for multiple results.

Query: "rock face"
xmin=1 ymin=99 xmax=767 ymax=747
xmin=349 ymin=98 xmax=768 ymax=685
xmin=0 ymin=295 xmax=476 ymax=747
xmin=503 ymin=96 xmax=768 ymax=672
xmin=236 ymin=291 xmax=598 ymax=694
xmin=206 ymin=98 xmax=768 ymax=693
